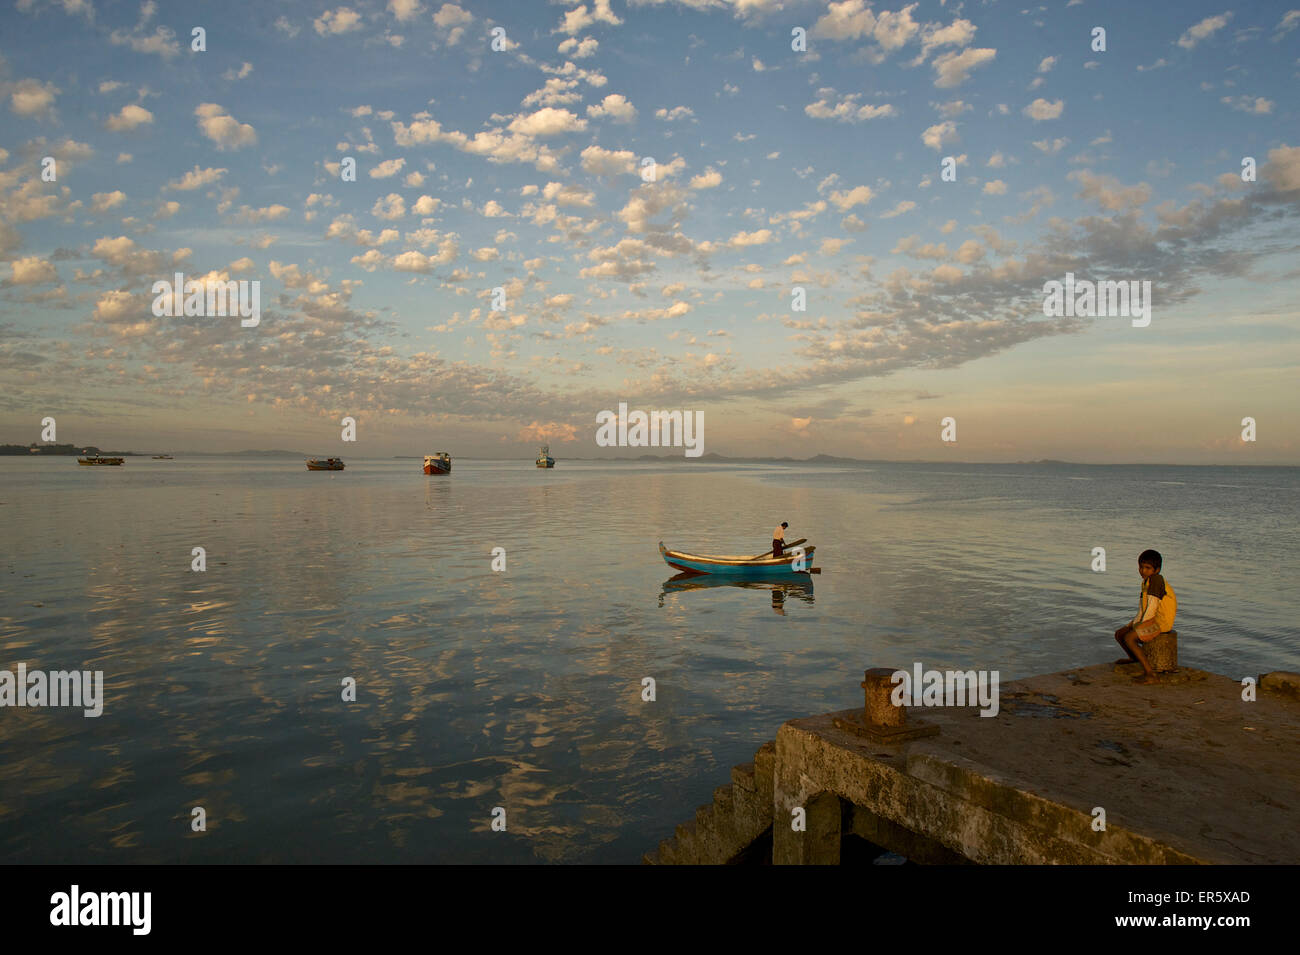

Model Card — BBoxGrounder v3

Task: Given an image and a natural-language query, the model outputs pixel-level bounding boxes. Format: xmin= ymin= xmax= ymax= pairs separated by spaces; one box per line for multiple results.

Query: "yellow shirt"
xmin=1138 ymin=575 xmax=1177 ymax=633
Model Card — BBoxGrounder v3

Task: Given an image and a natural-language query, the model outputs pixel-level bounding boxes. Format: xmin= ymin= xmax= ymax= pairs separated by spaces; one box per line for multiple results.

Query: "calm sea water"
xmin=2 ymin=457 xmax=1297 ymax=863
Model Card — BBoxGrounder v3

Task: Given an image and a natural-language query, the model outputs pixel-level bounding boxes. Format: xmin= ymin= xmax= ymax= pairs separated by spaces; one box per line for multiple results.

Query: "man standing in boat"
xmin=772 ymin=522 xmax=789 ymax=557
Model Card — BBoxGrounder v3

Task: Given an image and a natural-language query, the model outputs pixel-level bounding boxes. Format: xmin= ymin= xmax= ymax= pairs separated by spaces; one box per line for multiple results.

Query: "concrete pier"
xmin=645 ymin=663 xmax=1300 ymax=865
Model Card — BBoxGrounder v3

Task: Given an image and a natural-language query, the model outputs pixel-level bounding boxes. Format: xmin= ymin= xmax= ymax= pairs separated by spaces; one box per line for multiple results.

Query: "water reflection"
xmin=658 ymin=572 xmax=815 ymax=614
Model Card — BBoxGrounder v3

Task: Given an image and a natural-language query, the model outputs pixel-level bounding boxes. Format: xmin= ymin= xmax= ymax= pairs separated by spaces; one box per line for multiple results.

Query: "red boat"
xmin=423 ymin=452 xmax=451 ymax=474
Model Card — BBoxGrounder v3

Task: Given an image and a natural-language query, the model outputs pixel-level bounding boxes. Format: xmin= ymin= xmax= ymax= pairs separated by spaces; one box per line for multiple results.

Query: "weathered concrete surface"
xmin=771 ymin=663 xmax=1300 ymax=864
xmin=643 ymin=743 xmax=776 ymax=865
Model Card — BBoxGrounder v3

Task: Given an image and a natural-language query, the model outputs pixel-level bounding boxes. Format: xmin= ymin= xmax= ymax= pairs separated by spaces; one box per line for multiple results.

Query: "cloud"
xmin=109 ymin=25 xmax=181 ymax=58
xmin=167 ymin=165 xmax=226 ymax=190
xmin=372 ymin=193 xmax=406 ymax=220
xmin=931 ymin=47 xmax=996 ymax=87
xmin=432 ymin=2 xmax=473 ymax=44
xmin=1177 ymin=12 xmax=1231 ymax=49
xmin=6 ymin=255 xmax=58 ymax=285
xmin=413 ymin=195 xmax=441 ymax=215
xmin=1221 ymin=96 xmax=1274 ymax=115
xmin=1067 ymin=170 xmax=1152 ymax=211
xmin=91 ymin=190 xmax=127 ymax=212
xmin=558 ymin=36 xmax=599 ymax=58
xmin=9 ymin=78 xmax=59 ymax=117
xmin=369 ymin=157 xmax=406 ymax=178
xmin=195 ymin=103 xmax=257 ymax=150
xmin=315 ymin=7 xmax=363 ymax=35
xmin=655 ymin=106 xmax=694 ymax=121
xmin=388 ymin=0 xmax=422 ymax=22
xmin=689 ymin=167 xmax=722 ymax=190
xmin=828 ymin=185 xmax=874 ymax=211
xmin=921 ymin=120 xmax=958 ymax=150
xmin=982 ymin=180 xmax=1007 ymax=195
xmin=1023 ymin=98 xmax=1064 ymax=120
xmin=805 ymin=89 xmax=897 ymax=122
xmin=558 ymin=0 xmax=622 ymax=35
xmin=105 ymin=103 xmax=153 ymax=131
xmin=728 ymin=229 xmax=773 ymax=247
xmin=880 ymin=200 xmax=916 ymax=218
xmin=586 ymin=93 xmax=636 ymax=123
xmin=508 ymin=107 xmax=588 ymax=137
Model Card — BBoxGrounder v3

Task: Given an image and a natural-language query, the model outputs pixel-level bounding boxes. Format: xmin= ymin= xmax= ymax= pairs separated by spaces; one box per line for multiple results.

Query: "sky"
xmin=1 ymin=0 xmax=1297 ymax=462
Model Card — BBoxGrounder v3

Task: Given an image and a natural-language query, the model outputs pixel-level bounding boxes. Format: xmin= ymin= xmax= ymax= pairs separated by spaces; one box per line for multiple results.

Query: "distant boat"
xmin=152 ymin=454 xmax=173 ymax=460
xmin=536 ymin=444 xmax=555 ymax=468
xmin=306 ymin=457 xmax=345 ymax=471
xmin=78 ymin=454 xmax=124 ymax=466
xmin=658 ymin=539 xmax=818 ymax=577
xmin=423 ymin=452 xmax=451 ymax=474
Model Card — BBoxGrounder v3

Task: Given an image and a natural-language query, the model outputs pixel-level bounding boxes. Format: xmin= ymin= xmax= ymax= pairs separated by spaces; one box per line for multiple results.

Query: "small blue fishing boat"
xmin=658 ymin=539 xmax=818 ymax=577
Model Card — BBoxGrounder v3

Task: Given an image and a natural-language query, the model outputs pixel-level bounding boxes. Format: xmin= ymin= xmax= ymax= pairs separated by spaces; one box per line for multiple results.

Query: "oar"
xmin=750 ymin=537 xmax=808 ymax=559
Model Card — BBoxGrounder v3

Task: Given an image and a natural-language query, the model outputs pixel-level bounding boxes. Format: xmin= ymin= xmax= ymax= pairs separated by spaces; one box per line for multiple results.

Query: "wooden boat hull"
xmin=78 ymin=458 xmax=124 ymax=466
xmin=423 ymin=462 xmax=451 ymax=474
xmin=659 ymin=541 xmax=816 ymax=577
xmin=306 ymin=461 xmax=345 ymax=471
xmin=536 ymin=459 xmax=554 ymax=468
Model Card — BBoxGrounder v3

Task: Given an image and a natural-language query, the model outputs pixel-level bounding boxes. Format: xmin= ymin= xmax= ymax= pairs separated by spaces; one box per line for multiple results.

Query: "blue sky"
xmin=1 ymin=0 xmax=1297 ymax=461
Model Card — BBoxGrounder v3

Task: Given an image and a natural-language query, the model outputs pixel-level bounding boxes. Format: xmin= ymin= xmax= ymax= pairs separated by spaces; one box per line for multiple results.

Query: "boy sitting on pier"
xmin=1113 ymin=549 xmax=1177 ymax=684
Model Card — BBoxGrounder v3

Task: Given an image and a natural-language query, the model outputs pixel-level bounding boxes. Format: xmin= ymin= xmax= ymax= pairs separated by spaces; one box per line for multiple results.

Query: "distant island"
xmin=0 ymin=443 xmax=137 ymax=456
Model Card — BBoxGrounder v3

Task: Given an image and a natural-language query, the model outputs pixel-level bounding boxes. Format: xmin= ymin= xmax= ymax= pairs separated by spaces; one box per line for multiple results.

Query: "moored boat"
xmin=152 ymin=454 xmax=173 ymax=460
xmin=78 ymin=454 xmax=124 ymax=466
xmin=306 ymin=457 xmax=345 ymax=471
xmin=535 ymin=444 xmax=555 ymax=468
xmin=423 ymin=452 xmax=451 ymax=474
xmin=658 ymin=539 xmax=818 ymax=577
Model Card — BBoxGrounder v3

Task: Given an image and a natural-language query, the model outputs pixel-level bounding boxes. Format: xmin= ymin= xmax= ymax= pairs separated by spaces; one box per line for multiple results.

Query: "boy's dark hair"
xmin=1138 ymin=549 xmax=1162 ymax=570
xmin=781 ymin=522 xmax=788 ymax=528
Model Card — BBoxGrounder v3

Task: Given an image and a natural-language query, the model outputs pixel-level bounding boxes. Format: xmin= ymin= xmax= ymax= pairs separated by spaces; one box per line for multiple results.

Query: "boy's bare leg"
xmin=1122 ymin=631 xmax=1158 ymax=681
xmin=1114 ymin=626 xmax=1138 ymax=664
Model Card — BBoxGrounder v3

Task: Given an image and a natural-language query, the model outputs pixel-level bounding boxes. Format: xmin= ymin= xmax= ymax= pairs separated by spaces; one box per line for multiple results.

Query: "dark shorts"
xmin=772 ymin=539 xmax=784 ymax=556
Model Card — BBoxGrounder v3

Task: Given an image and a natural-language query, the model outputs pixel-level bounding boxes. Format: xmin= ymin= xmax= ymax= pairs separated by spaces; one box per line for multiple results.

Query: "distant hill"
xmin=0 ymin=443 xmax=136 ymax=456
xmin=210 ymin=449 xmax=310 ymax=457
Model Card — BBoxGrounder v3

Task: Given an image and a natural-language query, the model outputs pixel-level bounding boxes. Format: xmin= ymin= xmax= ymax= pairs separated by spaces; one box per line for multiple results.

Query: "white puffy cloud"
xmin=92 ymin=190 xmax=128 ymax=212
xmin=689 ymin=167 xmax=722 ymax=190
xmin=388 ymin=0 xmax=422 ymax=22
xmin=805 ymin=89 xmax=897 ymax=123
xmin=166 ymin=166 xmax=227 ymax=190
xmin=195 ymin=103 xmax=257 ymax=149
xmin=105 ymin=103 xmax=153 ymax=131
xmin=1022 ymin=98 xmax=1064 ymax=120
xmin=369 ymin=157 xmax=406 ymax=178
xmin=921 ymin=121 xmax=958 ymax=150
xmin=315 ymin=7 xmax=363 ymax=35
xmin=10 ymin=79 xmax=59 ymax=117
xmin=828 ymin=185 xmax=874 ymax=211
xmin=586 ymin=93 xmax=636 ymax=123
xmin=931 ymin=47 xmax=996 ymax=87
xmin=558 ymin=36 xmax=599 ymax=58
xmin=6 ymin=256 xmax=58 ymax=284
xmin=372 ymin=193 xmax=406 ymax=220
